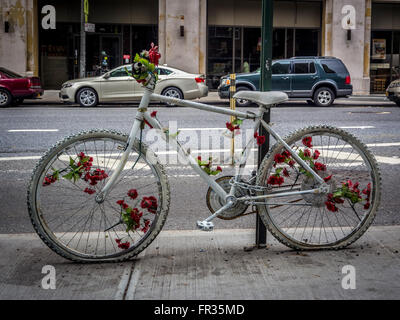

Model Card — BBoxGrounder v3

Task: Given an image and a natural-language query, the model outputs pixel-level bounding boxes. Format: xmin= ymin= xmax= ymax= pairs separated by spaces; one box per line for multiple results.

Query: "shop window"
xmin=370 ymin=31 xmax=392 ymax=93
xmin=295 ymin=29 xmax=319 ymax=57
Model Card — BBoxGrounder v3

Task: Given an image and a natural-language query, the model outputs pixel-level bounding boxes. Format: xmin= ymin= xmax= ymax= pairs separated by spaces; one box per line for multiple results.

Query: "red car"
xmin=0 ymin=67 xmax=44 ymax=107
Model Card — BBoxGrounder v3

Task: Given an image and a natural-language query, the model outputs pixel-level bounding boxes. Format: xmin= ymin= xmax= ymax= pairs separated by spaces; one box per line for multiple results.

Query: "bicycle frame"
xmin=97 ymin=88 xmax=327 ymax=209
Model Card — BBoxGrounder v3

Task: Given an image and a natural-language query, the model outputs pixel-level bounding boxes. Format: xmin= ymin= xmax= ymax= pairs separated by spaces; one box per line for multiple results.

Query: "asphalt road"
xmin=1 ymin=103 xmax=399 ymax=233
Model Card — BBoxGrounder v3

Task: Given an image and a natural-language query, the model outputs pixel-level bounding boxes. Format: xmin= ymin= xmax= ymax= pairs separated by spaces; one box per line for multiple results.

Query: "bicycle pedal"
xmin=196 ymin=220 xmax=214 ymax=231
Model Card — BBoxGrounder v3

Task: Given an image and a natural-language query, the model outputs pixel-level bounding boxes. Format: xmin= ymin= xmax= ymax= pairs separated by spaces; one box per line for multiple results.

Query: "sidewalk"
xmin=25 ymin=90 xmax=396 ymax=106
xmin=1 ymin=226 xmax=399 ymax=299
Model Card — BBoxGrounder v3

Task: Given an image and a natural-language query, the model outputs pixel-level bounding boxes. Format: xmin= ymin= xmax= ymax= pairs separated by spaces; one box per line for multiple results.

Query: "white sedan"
xmin=59 ymin=65 xmax=208 ymax=107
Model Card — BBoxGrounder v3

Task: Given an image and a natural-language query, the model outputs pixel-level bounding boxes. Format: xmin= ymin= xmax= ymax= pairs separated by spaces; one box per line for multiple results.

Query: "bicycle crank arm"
xmin=197 ymin=200 xmax=235 ymax=231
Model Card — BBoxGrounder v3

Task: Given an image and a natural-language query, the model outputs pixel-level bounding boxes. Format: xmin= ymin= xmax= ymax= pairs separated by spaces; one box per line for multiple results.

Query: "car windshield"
xmin=0 ymin=67 xmax=22 ymax=78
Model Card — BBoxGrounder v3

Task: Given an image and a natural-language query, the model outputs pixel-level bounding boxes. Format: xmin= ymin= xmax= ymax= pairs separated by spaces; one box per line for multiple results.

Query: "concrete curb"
xmin=21 ymin=90 xmax=396 ymax=107
xmin=0 ymin=226 xmax=399 ymax=299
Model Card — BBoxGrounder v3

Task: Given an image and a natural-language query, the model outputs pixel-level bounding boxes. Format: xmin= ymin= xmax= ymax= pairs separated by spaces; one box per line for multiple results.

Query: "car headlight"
xmin=62 ymin=82 xmax=73 ymax=89
xmin=221 ymin=78 xmax=230 ymax=86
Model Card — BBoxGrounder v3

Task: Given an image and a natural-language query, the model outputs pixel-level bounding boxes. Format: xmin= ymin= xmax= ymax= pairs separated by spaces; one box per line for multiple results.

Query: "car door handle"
xmin=282 ymin=76 xmax=289 ymax=80
xmin=312 ymin=76 xmax=319 ymax=79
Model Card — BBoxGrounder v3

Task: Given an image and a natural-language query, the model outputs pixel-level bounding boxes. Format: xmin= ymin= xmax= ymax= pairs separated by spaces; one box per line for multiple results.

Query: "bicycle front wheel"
xmin=256 ymin=125 xmax=381 ymax=250
xmin=27 ymin=129 xmax=170 ymax=262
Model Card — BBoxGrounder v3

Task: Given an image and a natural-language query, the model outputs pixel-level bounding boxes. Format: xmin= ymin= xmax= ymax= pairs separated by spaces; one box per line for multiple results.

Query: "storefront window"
xmin=207 ymin=26 xmax=320 ymax=89
xmin=295 ymin=29 xmax=319 ymax=57
xmin=207 ymin=26 xmax=234 ymax=89
xmin=370 ymin=31 xmax=393 ymax=93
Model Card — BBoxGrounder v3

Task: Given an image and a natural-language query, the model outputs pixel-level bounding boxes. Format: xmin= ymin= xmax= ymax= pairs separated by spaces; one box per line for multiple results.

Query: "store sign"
xmin=85 ymin=23 xmax=95 ymax=33
xmin=341 ymin=5 xmax=356 ymax=30
xmin=41 ymin=5 xmax=56 ymax=30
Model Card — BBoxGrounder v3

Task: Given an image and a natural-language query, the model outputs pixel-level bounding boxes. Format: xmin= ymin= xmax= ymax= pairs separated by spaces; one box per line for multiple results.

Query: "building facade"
xmin=1 ymin=0 xmax=399 ymax=94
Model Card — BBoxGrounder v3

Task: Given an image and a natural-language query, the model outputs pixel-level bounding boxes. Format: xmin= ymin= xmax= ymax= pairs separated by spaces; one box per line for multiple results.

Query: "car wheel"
xmin=162 ymin=87 xmax=183 ymax=107
xmin=0 ymin=89 xmax=12 ymax=108
xmin=313 ymin=87 xmax=335 ymax=107
xmin=235 ymin=87 xmax=252 ymax=107
xmin=77 ymin=88 xmax=98 ymax=107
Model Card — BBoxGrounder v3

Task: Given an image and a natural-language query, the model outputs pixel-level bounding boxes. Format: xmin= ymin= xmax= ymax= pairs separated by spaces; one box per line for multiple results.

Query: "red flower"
xmin=314 ymin=162 xmax=326 ymax=171
xmin=118 ymin=241 xmax=130 ymax=250
xmin=216 ymin=166 xmax=222 ymax=172
xmin=283 ymin=168 xmax=290 ymax=177
xmin=364 ymin=202 xmax=370 ymax=210
xmin=127 ymin=189 xmax=138 ymax=200
xmin=323 ymin=175 xmax=332 ymax=182
xmin=150 ymin=111 xmax=157 ymax=118
xmin=226 ymin=122 xmax=235 ymax=132
xmin=141 ymin=219 xmax=151 ymax=233
xmin=267 ymin=175 xmax=284 ymax=186
xmin=84 ymin=187 xmax=96 ymax=195
xmin=303 ymin=149 xmax=311 ymax=158
xmin=148 ymin=42 xmax=161 ymax=66
xmin=197 ymin=156 xmax=202 ymax=161
xmin=288 ymin=159 xmax=295 ymax=167
xmin=256 ymin=135 xmax=266 ymax=146
xmin=313 ymin=150 xmax=320 ymax=160
xmin=274 ymin=153 xmax=286 ymax=163
xmin=302 ymin=136 xmax=313 ymax=148
xmin=141 ymin=196 xmax=158 ymax=213
xmin=282 ymin=150 xmax=291 ymax=158
xmin=116 ymin=199 xmax=128 ymax=209
xmin=325 ymin=201 xmax=338 ymax=212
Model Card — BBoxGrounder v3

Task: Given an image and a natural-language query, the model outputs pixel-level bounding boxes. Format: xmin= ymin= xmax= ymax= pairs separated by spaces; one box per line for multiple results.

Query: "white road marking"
xmin=338 ymin=126 xmax=375 ymax=129
xmin=7 ymin=129 xmax=59 ymax=132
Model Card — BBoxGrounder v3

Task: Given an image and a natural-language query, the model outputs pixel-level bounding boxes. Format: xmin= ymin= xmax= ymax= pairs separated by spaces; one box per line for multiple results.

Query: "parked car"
xmin=60 ymin=65 xmax=208 ymax=107
xmin=0 ymin=67 xmax=43 ymax=107
xmin=386 ymin=66 xmax=400 ymax=107
xmin=218 ymin=56 xmax=353 ymax=107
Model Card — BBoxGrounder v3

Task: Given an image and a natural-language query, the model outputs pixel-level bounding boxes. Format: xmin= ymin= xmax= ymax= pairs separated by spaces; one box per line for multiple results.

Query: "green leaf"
xmin=125 ymin=207 xmax=132 ymax=214
xmin=63 ymin=172 xmax=74 ymax=181
xmin=275 ymin=168 xmax=283 ymax=175
xmin=73 ymin=173 xmax=81 ymax=183
xmin=69 ymin=157 xmax=75 ymax=167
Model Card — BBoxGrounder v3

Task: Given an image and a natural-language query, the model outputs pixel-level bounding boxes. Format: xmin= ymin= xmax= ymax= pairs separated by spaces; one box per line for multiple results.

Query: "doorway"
xmin=72 ymin=34 xmax=122 ymax=78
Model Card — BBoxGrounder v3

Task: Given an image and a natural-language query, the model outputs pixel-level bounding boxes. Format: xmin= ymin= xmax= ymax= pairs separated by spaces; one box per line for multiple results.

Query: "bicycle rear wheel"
xmin=27 ymin=129 xmax=170 ymax=262
xmin=256 ymin=125 xmax=381 ymax=250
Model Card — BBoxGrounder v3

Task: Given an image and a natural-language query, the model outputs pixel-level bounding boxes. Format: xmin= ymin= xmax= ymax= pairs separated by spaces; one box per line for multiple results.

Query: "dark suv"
xmin=218 ymin=57 xmax=352 ymax=107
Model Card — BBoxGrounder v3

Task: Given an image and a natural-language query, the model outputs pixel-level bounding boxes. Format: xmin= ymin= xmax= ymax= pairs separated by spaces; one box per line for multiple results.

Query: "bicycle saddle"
xmin=233 ymin=90 xmax=288 ymax=106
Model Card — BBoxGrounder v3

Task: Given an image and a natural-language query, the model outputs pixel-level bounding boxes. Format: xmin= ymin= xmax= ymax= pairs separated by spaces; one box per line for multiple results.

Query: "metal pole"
xmin=80 ymin=0 xmax=86 ymax=78
xmin=229 ymin=73 xmax=236 ymax=165
xmin=256 ymin=0 xmax=273 ymax=247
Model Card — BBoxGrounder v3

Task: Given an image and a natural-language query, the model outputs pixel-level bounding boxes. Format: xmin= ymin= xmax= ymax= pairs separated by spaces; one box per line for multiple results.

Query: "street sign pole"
xmin=256 ymin=0 xmax=273 ymax=247
xmin=79 ymin=0 xmax=86 ymax=78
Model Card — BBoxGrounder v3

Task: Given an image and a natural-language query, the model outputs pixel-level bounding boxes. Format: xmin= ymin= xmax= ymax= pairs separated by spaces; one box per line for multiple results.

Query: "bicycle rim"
xmin=28 ymin=130 xmax=169 ymax=261
xmin=256 ymin=125 xmax=381 ymax=250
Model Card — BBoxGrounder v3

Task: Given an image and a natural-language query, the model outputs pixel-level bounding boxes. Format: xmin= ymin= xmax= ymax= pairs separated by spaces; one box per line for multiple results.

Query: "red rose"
xmin=256 ymin=135 xmax=266 ymax=146
xmin=274 ymin=153 xmax=286 ymax=163
xmin=141 ymin=196 xmax=158 ymax=213
xmin=216 ymin=166 xmax=222 ymax=172
xmin=148 ymin=43 xmax=161 ymax=66
xmin=267 ymin=175 xmax=284 ymax=186
xmin=150 ymin=111 xmax=157 ymax=118
xmin=226 ymin=122 xmax=235 ymax=132
xmin=323 ymin=175 xmax=332 ymax=182
xmin=314 ymin=162 xmax=326 ymax=171
xmin=313 ymin=150 xmax=320 ymax=160
xmin=303 ymin=149 xmax=311 ymax=158
xmin=302 ymin=136 xmax=313 ymax=148
xmin=127 ymin=189 xmax=138 ymax=200
xmin=197 ymin=156 xmax=202 ymax=161
xmin=283 ymin=168 xmax=290 ymax=177
xmin=325 ymin=201 xmax=338 ymax=212
xmin=364 ymin=202 xmax=370 ymax=210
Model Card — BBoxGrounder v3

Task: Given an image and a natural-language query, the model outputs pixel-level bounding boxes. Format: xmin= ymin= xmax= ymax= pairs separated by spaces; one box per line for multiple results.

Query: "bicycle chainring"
xmin=206 ymin=176 xmax=249 ymax=220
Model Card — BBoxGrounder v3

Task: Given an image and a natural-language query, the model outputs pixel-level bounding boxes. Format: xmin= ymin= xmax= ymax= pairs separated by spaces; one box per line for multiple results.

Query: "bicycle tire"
xmin=256 ymin=125 xmax=381 ymax=250
xmin=27 ymin=129 xmax=170 ymax=262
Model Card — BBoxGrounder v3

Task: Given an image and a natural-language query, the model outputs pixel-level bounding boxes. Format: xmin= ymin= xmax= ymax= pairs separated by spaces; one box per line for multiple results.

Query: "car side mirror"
xmin=103 ymin=73 xmax=110 ymax=79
